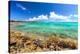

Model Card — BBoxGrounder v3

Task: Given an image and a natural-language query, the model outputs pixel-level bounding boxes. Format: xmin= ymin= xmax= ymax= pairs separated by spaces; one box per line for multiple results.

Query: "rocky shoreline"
xmin=9 ymin=31 xmax=78 ymax=53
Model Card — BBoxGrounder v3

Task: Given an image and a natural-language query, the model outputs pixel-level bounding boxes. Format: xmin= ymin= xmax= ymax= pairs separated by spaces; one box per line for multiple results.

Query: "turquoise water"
xmin=11 ymin=21 xmax=78 ymax=39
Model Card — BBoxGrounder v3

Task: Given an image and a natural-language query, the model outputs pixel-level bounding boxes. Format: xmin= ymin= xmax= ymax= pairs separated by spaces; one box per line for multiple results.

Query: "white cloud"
xmin=49 ymin=12 xmax=67 ymax=19
xmin=73 ymin=14 xmax=78 ymax=17
xmin=49 ymin=11 xmax=78 ymax=22
xmin=25 ymin=11 xmax=78 ymax=22
xmin=16 ymin=4 xmax=27 ymax=10
xmin=69 ymin=14 xmax=78 ymax=17
xmin=26 ymin=15 xmax=48 ymax=21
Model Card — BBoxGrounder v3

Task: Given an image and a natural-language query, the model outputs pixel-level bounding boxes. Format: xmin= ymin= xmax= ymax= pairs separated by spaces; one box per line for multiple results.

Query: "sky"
xmin=9 ymin=1 xmax=78 ymax=22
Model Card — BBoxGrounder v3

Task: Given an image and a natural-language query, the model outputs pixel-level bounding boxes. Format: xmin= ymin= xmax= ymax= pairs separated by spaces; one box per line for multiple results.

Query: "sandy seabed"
xmin=9 ymin=31 xmax=78 ymax=54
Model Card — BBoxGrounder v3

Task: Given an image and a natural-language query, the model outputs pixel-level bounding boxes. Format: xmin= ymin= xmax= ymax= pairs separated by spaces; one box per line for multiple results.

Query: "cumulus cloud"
xmin=26 ymin=15 xmax=48 ymax=21
xmin=49 ymin=12 xmax=68 ymax=19
xmin=26 ymin=11 xmax=78 ymax=22
xmin=49 ymin=11 xmax=78 ymax=22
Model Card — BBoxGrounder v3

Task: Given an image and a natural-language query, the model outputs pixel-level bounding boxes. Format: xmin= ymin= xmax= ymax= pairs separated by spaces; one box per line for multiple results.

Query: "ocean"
xmin=10 ymin=21 xmax=78 ymax=39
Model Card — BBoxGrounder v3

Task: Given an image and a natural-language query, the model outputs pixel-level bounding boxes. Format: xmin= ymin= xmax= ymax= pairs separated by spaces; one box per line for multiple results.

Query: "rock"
xmin=49 ymin=45 xmax=55 ymax=50
xmin=58 ymin=41 xmax=69 ymax=48
xmin=16 ymin=39 xmax=24 ymax=48
xmin=33 ymin=39 xmax=43 ymax=48
xmin=54 ymin=45 xmax=62 ymax=51
xmin=10 ymin=38 xmax=16 ymax=46
xmin=20 ymin=48 xmax=31 ymax=52
xmin=24 ymin=40 xmax=31 ymax=46
xmin=43 ymin=48 xmax=49 ymax=51
xmin=9 ymin=31 xmax=78 ymax=53
xmin=29 ymin=44 xmax=37 ymax=50
xmin=36 ymin=47 xmax=42 ymax=52
xmin=68 ymin=41 xmax=77 ymax=49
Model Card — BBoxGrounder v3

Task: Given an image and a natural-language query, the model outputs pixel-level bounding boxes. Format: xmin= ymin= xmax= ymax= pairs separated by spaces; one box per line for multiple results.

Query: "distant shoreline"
xmin=9 ymin=20 xmax=78 ymax=23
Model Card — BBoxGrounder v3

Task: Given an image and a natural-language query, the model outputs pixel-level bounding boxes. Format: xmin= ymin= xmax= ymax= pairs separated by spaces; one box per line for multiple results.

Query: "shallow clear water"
xmin=10 ymin=21 xmax=78 ymax=39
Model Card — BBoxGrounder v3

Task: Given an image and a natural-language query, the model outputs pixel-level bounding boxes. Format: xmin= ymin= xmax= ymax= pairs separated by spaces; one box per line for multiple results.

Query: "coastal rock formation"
xmin=9 ymin=31 xmax=78 ymax=53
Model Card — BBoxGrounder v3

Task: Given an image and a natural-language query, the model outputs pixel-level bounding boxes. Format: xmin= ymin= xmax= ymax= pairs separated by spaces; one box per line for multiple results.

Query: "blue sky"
xmin=9 ymin=1 xmax=78 ymax=22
